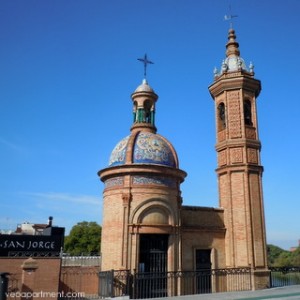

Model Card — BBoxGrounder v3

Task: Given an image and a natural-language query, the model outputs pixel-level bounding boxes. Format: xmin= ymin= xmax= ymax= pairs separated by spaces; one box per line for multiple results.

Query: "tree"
xmin=267 ymin=244 xmax=286 ymax=266
xmin=275 ymin=252 xmax=292 ymax=267
xmin=64 ymin=221 xmax=101 ymax=256
xmin=291 ymin=248 xmax=300 ymax=266
xmin=267 ymin=244 xmax=300 ymax=267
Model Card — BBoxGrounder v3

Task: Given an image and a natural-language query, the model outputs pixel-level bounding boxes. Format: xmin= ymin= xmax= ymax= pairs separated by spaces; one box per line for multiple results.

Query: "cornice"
xmin=98 ymin=164 xmax=187 ymax=183
xmin=215 ymin=138 xmax=262 ymax=151
xmin=216 ymin=164 xmax=264 ymax=174
xmin=209 ymin=74 xmax=261 ymax=98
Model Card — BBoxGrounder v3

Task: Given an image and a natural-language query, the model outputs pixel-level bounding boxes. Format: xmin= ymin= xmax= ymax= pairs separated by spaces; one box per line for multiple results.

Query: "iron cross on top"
xmin=137 ymin=54 xmax=154 ymax=79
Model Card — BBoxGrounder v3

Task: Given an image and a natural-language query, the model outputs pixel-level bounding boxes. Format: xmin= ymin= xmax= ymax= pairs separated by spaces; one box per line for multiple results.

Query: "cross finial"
xmin=137 ymin=54 xmax=154 ymax=79
xmin=224 ymin=5 xmax=238 ymax=29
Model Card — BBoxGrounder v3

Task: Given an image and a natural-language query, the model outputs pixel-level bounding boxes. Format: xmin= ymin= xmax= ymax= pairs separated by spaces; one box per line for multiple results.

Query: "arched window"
xmin=133 ymin=101 xmax=138 ymax=122
xmin=244 ymin=100 xmax=253 ymax=126
xmin=144 ymin=100 xmax=152 ymax=123
xmin=218 ymin=102 xmax=226 ymax=130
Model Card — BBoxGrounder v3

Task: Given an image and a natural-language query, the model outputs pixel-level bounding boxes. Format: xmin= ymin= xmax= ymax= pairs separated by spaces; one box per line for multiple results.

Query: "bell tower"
xmin=209 ymin=29 xmax=269 ymax=288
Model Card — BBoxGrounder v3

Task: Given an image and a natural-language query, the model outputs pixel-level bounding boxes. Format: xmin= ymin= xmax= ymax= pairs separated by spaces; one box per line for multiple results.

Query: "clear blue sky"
xmin=0 ymin=0 xmax=299 ymax=251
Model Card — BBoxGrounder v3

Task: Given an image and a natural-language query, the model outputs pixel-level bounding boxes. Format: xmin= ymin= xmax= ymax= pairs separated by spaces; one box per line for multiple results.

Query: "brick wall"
xmin=181 ymin=207 xmax=226 ymax=270
xmin=60 ymin=266 xmax=100 ymax=297
xmin=0 ymin=257 xmax=61 ymax=300
xmin=101 ymin=183 xmax=182 ymax=271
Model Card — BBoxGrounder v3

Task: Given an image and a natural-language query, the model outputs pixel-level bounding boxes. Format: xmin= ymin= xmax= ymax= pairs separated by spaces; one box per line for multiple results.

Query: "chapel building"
xmin=98 ymin=28 xmax=269 ymax=291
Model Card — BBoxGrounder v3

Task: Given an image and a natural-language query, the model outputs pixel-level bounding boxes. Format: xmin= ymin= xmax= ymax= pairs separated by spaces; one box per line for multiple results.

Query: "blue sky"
xmin=0 ymin=0 xmax=299 ymax=250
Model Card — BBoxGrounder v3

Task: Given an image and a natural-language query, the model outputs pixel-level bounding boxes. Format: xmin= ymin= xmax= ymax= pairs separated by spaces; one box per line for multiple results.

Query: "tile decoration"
xmin=109 ymin=135 xmax=130 ymax=166
xmin=133 ymin=132 xmax=176 ymax=167
xmin=105 ymin=177 xmax=124 ymax=188
xmin=132 ymin=175 xmax=177 ymax=188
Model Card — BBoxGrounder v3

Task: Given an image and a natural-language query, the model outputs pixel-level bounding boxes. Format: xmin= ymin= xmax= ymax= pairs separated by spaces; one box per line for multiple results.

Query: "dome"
xmin=134 ymin=79 xmax=155 ymax=93
xmin=108 ymin=131 xmax=177 ymax=168
xmin=108 ymin=135 xmax=130 ymax=166
xmin=222 ymin=56 xmax=247 ymax=73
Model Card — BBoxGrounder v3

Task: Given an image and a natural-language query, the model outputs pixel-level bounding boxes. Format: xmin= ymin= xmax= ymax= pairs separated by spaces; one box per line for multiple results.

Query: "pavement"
xmin=138 ymin=285 xmax=300 ymax=300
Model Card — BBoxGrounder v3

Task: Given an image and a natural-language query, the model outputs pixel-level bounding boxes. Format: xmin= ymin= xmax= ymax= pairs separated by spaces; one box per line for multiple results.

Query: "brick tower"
xmin=209 ymin=29 xmax=269 ymax=288
xmin=98 ymin=78 xmax=186 ymax=272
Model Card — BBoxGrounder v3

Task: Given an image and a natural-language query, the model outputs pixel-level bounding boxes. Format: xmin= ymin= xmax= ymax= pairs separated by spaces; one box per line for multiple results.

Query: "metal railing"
xmin=61 ymin=256 xmax=101 ymax=267
xmin=269 ymin=267 xmax=300 ymax=288
xmin=6 ymin=266 xmax=300 ymax=299
xmin=99 ymin=267 xmax=252 ymax=299
xmin=98 ymin=270 xmax=131 ymax=298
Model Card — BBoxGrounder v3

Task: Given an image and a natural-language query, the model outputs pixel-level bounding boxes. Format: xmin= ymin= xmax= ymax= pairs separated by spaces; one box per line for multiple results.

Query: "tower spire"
xmin=214 ymin=28 xmax=251 ymax=77
xmin=226 ymin=28 xmax=240 ymax=58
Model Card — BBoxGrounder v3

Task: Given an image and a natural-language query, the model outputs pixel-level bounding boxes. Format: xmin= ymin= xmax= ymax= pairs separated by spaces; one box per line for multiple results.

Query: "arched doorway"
xmin=137 ymin=234 xmax=169 ymax=298
xmin=139 ymin=234 xmax=168 ymax=273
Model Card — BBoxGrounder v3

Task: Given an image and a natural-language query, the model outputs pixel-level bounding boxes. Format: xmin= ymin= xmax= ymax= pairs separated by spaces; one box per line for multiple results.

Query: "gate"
xmin=98 ymin=271 xmax=113 ymax=298
xmin=137 ymin=234 xmax=168 ymax=298
xmin=133 ymin=271 xmax=168 ymax=299
xmin=98 ymin=270 xmax=131 ymax=298
xmin=139 ymin=234 xmax=168 ymax=273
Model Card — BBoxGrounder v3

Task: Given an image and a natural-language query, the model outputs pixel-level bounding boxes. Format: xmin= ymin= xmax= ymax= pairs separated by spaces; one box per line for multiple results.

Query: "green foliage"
xmin=291 ymin=247 xmax=300 ymax=266
xmin=268 ymin=244 xmax=300 ymax=267
xmin=64 ymin=221 xmax=101 ymax=256
xmin=268 ymin=244 xmax=287 ymax=266
xmin=275 ymin=251 xmax=292 ymax=267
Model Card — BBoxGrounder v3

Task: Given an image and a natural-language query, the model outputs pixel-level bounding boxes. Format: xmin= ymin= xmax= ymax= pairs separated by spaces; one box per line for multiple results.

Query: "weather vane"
xmin=137 ymin=54 xmax=154 ymax=79
xmin=224 ymin=4 xmax=238 ymax=28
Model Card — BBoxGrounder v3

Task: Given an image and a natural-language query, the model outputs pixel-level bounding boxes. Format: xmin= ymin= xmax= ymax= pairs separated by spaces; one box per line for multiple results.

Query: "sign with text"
xmin=0 ymin=234 xmax=64 ymax=257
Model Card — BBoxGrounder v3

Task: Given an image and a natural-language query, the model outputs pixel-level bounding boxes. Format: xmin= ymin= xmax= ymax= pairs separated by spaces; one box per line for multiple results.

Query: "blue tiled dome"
xmin=108 ymin=132 xmax=177 ymax=168
xmin=133 ymin=132 xmax=176 ymax=167
xmin=109 ymin=135 xmax=130 ymax=166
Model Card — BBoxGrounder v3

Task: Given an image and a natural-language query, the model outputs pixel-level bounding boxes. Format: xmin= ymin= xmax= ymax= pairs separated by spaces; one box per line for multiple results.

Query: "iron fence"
xmin=6 ymin=266 xmax=300 ymax=299
xmin=98 ymin=270 xmax=131 ymax=298
xmin=99 ymin=267 xmax=251 ymax=299
xmin=269 ymin=267 xmax=300 ymax=288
